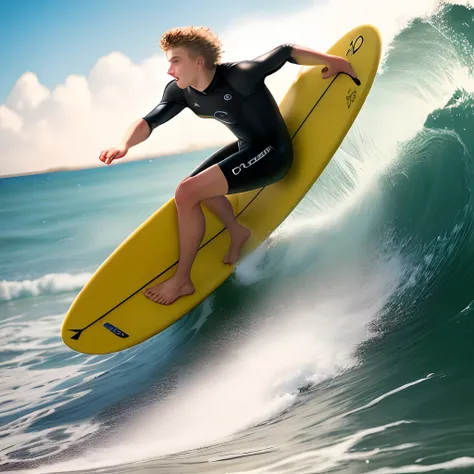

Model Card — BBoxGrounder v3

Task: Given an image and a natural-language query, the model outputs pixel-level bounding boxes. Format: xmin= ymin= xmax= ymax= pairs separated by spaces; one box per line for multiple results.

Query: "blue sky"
xmin=2 ymin=0 xmax=312 ymax=104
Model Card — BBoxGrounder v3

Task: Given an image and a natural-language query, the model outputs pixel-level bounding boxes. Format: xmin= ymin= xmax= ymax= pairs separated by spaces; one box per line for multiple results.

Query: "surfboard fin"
xmin=69 ymin=329 xmax=83 ymax=340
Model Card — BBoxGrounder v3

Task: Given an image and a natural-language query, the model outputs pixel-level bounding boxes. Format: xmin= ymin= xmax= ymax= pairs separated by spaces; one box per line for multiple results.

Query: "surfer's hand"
xmin=99 ymin=145 xmax=129 ymax=165
xmin=321 ymin=56 xmax=357 ymax=80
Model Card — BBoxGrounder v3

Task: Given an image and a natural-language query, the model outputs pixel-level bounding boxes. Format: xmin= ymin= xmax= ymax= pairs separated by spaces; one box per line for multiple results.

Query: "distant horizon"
xmin=0 ymin=142 xmax=223 ymax=179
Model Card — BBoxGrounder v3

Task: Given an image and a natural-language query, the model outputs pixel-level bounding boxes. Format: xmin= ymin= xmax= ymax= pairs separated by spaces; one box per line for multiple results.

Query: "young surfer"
xmin=99 ymin=26 xmax=357 ymax=305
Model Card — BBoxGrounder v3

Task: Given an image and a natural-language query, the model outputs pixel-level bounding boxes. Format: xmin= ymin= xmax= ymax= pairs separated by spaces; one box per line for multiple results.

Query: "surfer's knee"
xmin=175 ymin=177 xmax=200 ymax=206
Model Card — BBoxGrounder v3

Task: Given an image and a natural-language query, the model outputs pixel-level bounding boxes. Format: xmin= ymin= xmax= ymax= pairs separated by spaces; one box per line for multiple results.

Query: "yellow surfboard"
xmin=62 ymin=25 xmax=382 ymax=354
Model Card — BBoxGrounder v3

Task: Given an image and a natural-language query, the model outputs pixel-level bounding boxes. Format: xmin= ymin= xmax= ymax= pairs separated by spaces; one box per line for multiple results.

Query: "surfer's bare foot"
xmin=224 ymin=225 xmax=251 ymax=265
xmin=144 ymin=276 xmax=194 ymax=305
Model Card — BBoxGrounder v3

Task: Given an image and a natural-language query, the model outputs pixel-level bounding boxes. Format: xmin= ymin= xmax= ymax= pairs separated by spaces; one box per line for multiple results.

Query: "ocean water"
xmin=3 ymin=3 xmax=474 ymax=473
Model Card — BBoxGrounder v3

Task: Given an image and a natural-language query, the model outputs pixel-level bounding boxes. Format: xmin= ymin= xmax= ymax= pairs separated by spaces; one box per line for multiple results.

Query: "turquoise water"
xmin=3 ymin=4 xmax=474 ymax=473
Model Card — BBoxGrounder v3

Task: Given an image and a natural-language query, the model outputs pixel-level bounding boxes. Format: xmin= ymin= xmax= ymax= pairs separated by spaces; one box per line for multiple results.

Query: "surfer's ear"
xmin=196 ymin=56 xmax=205 ymax=68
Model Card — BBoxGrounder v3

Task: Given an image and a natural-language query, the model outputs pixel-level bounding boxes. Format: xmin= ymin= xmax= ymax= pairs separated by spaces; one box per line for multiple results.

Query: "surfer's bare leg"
xmin=202 ymin=196 xmax=250 ymax=264
xmin=144 ymin=165 xmax=248 ymax=305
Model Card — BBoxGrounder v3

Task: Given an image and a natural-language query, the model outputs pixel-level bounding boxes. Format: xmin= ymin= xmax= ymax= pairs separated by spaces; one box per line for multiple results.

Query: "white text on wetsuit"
xmin=232 ymin=146 xmax=273 ymax=175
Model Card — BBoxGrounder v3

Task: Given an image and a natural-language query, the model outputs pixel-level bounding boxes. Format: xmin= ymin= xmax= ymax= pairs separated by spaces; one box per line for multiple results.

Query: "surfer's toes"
xmin=144 ymin=288 xmax=161 ymax=302
xmin=159 ymin=295 xmax=168 ymax=305
xmin=144 ymin=278 xmax=195 ymax=305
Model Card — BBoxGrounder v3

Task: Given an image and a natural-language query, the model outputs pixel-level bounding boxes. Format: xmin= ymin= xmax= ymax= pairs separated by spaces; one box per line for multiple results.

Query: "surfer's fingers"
xmin=101 ymin=150 xmax=111 ymax=163
xmin=346 ymin=62 xmax=358 ymax=78
xmin=108 ymin=149 xmax=121 ymax=164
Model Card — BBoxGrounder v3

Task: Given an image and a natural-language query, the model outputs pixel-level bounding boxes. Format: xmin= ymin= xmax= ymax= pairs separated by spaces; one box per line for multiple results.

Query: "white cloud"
xmin=0 ymin=0 xmax=466 ymax=176
xmin=0 ymin=105 xmax=23 ymax=133
xmin=6 ymin=71 xmax=50 ymax=112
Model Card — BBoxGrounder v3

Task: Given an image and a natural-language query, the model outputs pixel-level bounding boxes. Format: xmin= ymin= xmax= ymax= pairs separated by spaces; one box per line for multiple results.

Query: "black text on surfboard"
xmin=346 ymin=89 xmax=357 ymax=108
xmin=346 ymin=36 xmax=364 ymax=56
xmin=103 ymin=322 xmax=129 ymax=338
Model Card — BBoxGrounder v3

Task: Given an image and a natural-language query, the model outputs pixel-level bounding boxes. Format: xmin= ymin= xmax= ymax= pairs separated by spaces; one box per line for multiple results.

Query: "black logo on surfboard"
xmin=103 ymin=322 xmax=129 ymax=338
xmin=346 ymin=89 xmax=357 ymax=108
xmin=346 ymin=35 xmax=364 ymax=56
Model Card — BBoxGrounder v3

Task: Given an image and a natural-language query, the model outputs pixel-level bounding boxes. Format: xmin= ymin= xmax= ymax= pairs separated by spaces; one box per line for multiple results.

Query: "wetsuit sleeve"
xmin=249 ymin=43 xmax=297 ymax=78
xmin=142 ymin=80 xmax=187 ymax=132
xmin=228 ymin=44 xmax=297 ymax=95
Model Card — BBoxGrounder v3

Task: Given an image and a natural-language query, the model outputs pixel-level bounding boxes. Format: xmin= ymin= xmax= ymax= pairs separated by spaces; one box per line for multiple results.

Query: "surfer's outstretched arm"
xmin=245 ymin=43 xmax=357 ymax=82
xmin=99 ymin=79 xmax=187 ymax=165
xmin=99 ymin=119 xmax=151 ymax=165
xmin=290 ymin=44 xmax=358 ymax=80
xmin=121 ymin=119 xmax=151 ymax=149
xmin=142 ymin=80 xmax=187 ymax=132
xmin=289 ymin=45 xmax=339 ymax=66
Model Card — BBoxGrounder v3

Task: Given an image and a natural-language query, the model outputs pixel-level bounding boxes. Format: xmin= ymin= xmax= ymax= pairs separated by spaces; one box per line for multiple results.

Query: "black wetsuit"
xmin=143 ymin=44 xmax=297 ymax=194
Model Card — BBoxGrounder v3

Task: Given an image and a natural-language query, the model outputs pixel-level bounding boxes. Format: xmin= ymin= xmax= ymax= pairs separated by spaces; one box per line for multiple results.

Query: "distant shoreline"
xmin=0 ymin=145 xmax=221 ymax=179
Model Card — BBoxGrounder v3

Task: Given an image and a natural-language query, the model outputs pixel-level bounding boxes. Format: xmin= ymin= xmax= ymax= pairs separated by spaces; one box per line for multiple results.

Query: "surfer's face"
xmin=166 ymin=46 xmax=204 ymax=89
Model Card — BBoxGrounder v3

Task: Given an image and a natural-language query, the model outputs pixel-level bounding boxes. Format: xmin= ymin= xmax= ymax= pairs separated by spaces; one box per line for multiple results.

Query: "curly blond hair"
xmin=159 ymin=26 xmax=224 ymax=69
